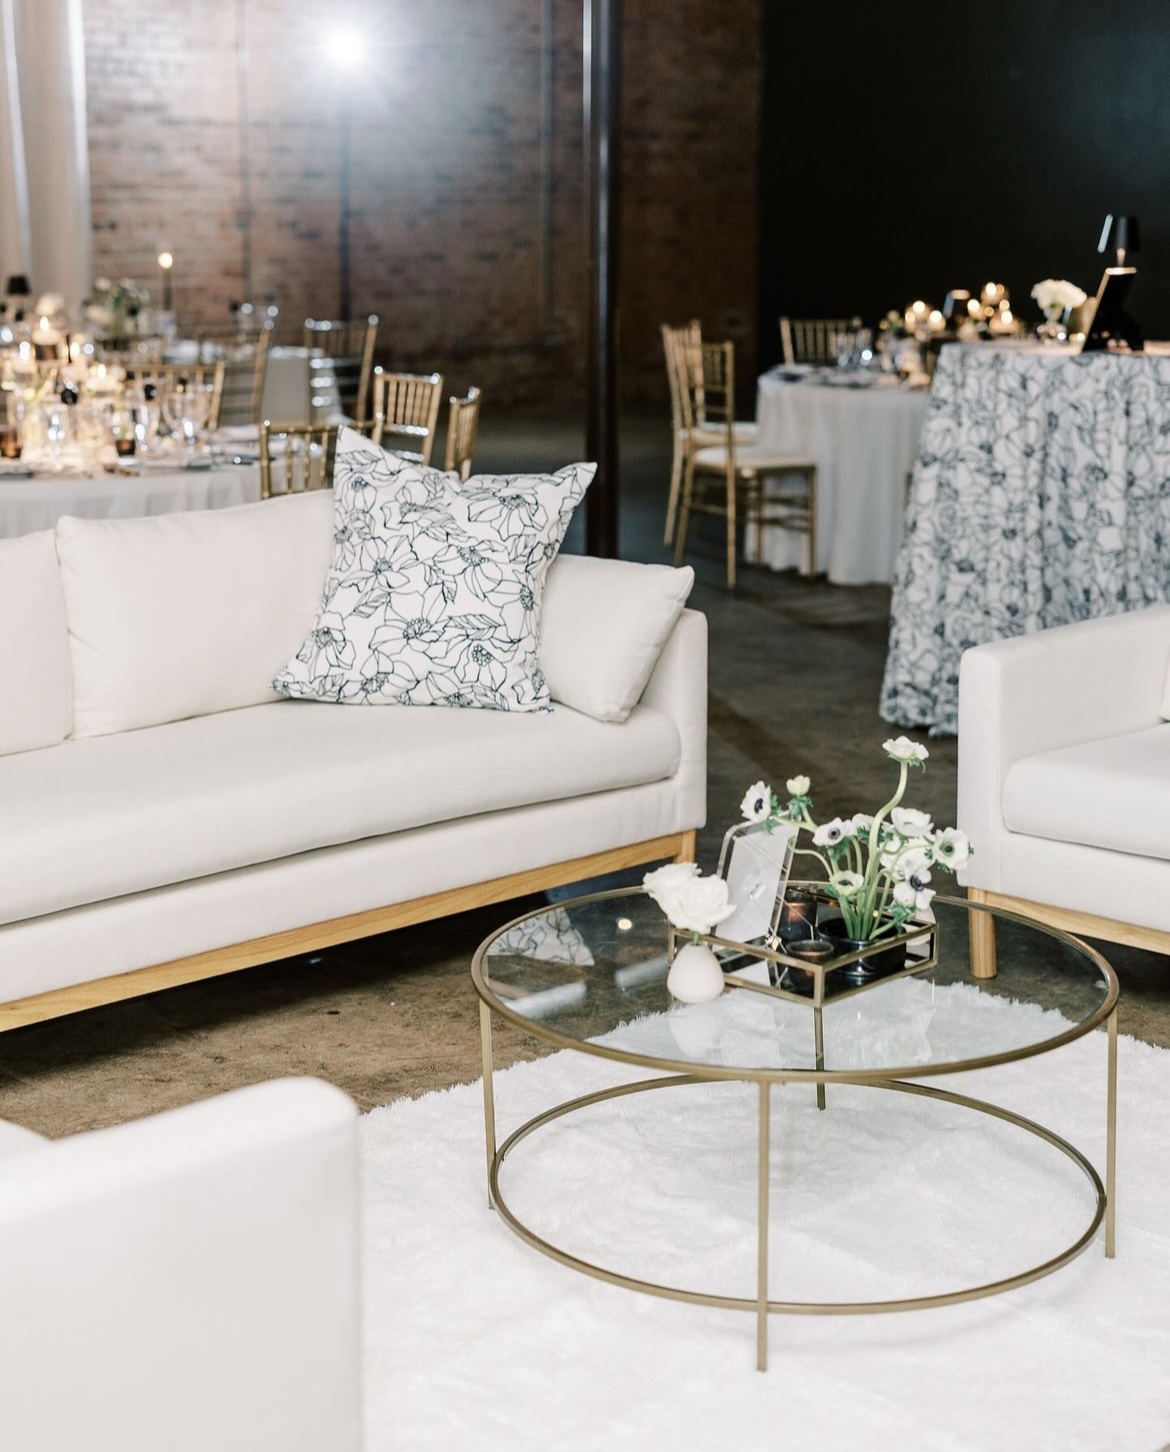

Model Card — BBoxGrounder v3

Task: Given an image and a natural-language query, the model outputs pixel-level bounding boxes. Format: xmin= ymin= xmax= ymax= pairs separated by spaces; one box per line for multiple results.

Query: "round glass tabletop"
xmin=472 ymin=889 xmax=1118 ymax=1081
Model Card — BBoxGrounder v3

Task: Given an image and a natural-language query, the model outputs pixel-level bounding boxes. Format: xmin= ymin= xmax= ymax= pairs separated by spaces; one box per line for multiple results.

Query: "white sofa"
xmin=0 ymin=1076 xmax=362 ymax=1452
xmin=957 ymin=605 xmax=1170 ymax=975
xmin=0 ymin=493 xmax=706 ymax=1027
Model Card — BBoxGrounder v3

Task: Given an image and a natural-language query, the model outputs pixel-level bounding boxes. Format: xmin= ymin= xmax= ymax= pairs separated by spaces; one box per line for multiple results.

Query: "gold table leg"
xmin=757 ymin=1080 xmax=771 ymax=1372
xmin=1106 ymin=1006 xmax=1117 ymax=1258
xmin=813 ymin=1004 xmax=826 ymax=1112
xmin=480 ymin=999 xmax=497 ymax=1209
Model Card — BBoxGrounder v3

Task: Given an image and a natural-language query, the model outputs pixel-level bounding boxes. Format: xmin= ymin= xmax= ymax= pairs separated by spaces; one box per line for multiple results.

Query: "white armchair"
xmin=0 ymin=1077 xmax=363 ymax=1452
xmin=957 ymin=605 xmax=1170 ymax=976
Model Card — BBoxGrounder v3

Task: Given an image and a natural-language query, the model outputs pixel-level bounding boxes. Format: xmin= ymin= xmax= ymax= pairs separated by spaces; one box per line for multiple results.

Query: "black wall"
xmin=759 ymin=1 xmax=1170 ymax=365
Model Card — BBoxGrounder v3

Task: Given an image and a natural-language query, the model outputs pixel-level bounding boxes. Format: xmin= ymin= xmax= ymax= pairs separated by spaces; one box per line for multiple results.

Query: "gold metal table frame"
xmin=472 ymin=890 xmax=1119 ymax=1371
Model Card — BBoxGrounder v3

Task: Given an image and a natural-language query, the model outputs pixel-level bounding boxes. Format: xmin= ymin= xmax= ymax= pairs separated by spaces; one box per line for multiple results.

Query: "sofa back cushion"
xmin=538 ymin=555 xmax=695 ymax=722
xmin=57 ymin=493 xmax=334 ymax=739
xmin=0 ymin=530 xmax=73 ymax=755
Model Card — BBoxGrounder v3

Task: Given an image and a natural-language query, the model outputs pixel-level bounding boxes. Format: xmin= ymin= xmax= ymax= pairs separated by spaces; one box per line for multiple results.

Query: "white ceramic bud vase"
xmin=667 ymin=940 xmax=725 ymax=1004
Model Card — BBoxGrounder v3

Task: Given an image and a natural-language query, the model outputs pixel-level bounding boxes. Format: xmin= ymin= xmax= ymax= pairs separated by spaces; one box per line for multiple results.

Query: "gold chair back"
xmin=120 ymin=361 xmax=226 ymax=429
xmin=371 ymin=369 xmax=444 ymax=466
xmin=258 ymin=417 xmax=381 ymax=499
xmin=443 ymin=387 xmax=482 ymax=479
xmin=779 ymin=316 xmax=862 ymax=367
xmin=302 ymin=315 xmax=378 ymax=424
xmin=193 ymin=327 xmax=271 ymax=426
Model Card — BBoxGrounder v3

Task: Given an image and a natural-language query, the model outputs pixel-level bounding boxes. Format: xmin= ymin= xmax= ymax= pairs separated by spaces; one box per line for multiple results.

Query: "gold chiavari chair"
xmin=779 ymin=315 xmax=863 ymax=367
xmin=194 ymin=326 xmax=271 ymax=427
xmin=121 ymin=361 xmax=226 ymax=430
xmin=673 ymin=338 xmax=818 ymax=589
xmin=443 ymin=386 xmax=481 ymax=479
xmin=302 ymin=315 xmax=378 ymax=424
xmin=370 ymin=369 xmax=444 ymax=466
xmin=258 ymin=417 xmax=381 ymax=499
xmin=662 ymin=320 xmax=759 ymax=547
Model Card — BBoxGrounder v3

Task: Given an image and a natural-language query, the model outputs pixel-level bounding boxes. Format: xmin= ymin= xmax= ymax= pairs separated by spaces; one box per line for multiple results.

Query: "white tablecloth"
xmin=880 ymin=343 xmax=1170 ymax=735
xmin=753 ymin=371 xmax=931 ymax=585
xmin=0 ymin=463 xmax=259 ymax=539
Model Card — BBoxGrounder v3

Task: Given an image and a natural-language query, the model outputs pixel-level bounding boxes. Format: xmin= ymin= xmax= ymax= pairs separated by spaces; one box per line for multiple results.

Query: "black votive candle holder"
xmin=777 ymin=888 xmax=818 ymax=942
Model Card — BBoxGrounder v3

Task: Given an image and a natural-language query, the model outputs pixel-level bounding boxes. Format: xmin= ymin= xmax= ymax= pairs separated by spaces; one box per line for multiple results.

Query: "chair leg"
xmin=802 ymin=465 xmax=818 ymax=578
xmin=967 ymin=887 xmax=998 ymax=979
xmin=673 ymin=460 xmax=695 ymax=570
xmin=663 ymin=433 xmax=684 ymax=546
xmin=725 ymin=461 xmax=738 ymax=590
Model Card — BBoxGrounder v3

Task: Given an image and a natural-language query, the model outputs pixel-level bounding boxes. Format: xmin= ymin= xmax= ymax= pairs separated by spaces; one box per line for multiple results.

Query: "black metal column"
xmin=583 ymin=0 xmax=621 ymax=558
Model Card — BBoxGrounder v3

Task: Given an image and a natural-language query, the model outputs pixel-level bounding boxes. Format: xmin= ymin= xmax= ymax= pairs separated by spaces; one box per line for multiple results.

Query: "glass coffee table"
xmin=471 ymin=888 xmax=1118 ymax=1370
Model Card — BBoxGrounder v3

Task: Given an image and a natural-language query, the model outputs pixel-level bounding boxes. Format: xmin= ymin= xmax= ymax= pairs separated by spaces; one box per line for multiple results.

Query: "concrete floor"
xmin=3 ymin=411 xmax=1168 ymax=1137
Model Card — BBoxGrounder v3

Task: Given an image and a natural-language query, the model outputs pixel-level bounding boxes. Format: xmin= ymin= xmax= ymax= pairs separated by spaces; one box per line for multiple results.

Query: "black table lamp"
xmin=1098 ymin=214 xmax=1140 ymax=267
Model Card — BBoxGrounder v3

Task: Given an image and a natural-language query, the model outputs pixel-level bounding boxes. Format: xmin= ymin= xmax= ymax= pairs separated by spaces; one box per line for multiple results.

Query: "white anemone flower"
xmin=785 ymin=775 xmax=811 ymax=797
xmin=893 ymin=879 xmax=935 ymax=912
xmin=831 ymin=870 xmax=864 ymax=893
xmin=931 ymin=827 xmax=971 ymax=870
xmin=891 ymin=806 xmax=933 ymax=837
xmin=740 ymin=781 xmax=773 ymax=823
xmin=883 ymin=736 xmax=929 ymax=765
xmin=849 ymin=813 xmax=874 ymax=833
xmin=812 ymin=817 xmax=855 ymax=848
xmin=889 ymin=847 xmax=933 ymax=883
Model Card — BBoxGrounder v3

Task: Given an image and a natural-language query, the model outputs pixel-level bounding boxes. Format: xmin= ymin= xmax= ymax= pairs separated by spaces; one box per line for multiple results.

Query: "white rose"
xmin=647 ymin=870 xmax=736 ymax=935
xmin=643 ymin=862 xmax=700 ymax=901
xmin=883 ymin=735 xmax=929 ymax=765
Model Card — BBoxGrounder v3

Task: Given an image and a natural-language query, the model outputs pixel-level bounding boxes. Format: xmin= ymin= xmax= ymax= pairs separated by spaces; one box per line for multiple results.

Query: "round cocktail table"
xmin=471 ymin=889 xmax=1118 ymax=1369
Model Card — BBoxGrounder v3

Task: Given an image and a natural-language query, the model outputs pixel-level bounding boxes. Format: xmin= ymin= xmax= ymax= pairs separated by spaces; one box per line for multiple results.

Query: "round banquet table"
xmin=0 ymin=461 xmax=260 ymax=539
xmin=753 ymin=370 xmax=931 ymax=585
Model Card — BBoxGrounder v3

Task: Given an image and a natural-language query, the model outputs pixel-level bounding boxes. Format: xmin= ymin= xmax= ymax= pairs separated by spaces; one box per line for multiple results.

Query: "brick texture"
xmin=82 ymin=0 xmax=760 ymax=408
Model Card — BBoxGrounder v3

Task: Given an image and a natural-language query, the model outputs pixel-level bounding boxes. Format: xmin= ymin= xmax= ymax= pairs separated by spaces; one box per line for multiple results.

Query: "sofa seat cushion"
xmin=1002 ymin=723 xmax=1170 ymax=861
xmin=0 ymin=698 xmax=681 ymax=926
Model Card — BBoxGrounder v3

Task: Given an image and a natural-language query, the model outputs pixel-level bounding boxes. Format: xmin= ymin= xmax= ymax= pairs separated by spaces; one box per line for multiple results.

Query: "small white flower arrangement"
xmin=1030 ymin=278 xmax=1087 ymax=319
xmin=642 ymin=861 xmax=736 ymax=941
xmin=739 ymin=738 xmax=971 ymax=945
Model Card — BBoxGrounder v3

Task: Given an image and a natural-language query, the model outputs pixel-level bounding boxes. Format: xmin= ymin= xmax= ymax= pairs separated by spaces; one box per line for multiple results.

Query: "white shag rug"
xmin=361 ymin=983 xmax=1170 ymax=1452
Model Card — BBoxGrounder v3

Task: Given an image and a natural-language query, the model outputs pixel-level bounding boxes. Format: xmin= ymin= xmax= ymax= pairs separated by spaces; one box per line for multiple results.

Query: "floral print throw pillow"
xmin=273 ymin=428 xmax=594 ymax=710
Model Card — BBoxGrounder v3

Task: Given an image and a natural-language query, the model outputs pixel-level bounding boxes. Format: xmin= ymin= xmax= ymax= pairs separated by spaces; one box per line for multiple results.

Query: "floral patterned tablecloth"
xmin=880 ymin=343 xmax=1170 ymax=735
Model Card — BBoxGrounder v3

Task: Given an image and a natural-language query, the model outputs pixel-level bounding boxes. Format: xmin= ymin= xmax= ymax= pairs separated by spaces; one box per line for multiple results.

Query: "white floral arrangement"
xmin=33 ymin=292 xmax=65 ymax=321
xmin=1030 ymin=278 xmax=1087 ymax=317
xmin=83 ymin=277 xmax=150 ymax=335
xmin=739 ymin=737 xmax=971 ymax=944
xmin=642 ymin=862 xmax=736 ymax=941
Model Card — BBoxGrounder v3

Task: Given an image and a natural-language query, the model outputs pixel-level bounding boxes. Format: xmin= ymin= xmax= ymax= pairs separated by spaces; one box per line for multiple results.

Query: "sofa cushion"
xmin=56 ymin=493 xmax=334 ymax=740
xmin=273 ymin=429 xmax=594 ymax=712
xmin=1002 ymin=723 xmax=1170 ymax=861
xmin=0 ymin=530 xmax=73 ymax=756
xmin=0 ymin=696 xmax=681 ymax=926
xmin=539 ymin=556 xmax=695 ymax=723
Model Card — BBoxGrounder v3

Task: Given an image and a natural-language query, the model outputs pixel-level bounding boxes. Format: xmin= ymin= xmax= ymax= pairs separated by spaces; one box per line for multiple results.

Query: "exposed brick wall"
xmin=82 ymin=0 xmax=760 ymax=409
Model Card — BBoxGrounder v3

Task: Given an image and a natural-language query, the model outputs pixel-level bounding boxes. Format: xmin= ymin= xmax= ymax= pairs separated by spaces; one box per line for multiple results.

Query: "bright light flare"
xmin=157 ymin=251 xmax=174 ymax=270
xmin=325 ymin=26 xmax=363 ymax=69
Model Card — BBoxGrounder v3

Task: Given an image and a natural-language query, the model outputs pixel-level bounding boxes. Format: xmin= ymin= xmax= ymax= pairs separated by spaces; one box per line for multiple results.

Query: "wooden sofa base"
xmin=0 ymin=829 xmax=697 ymax=1032
xmin=967 ymin=886 xmax=1170 ymax=979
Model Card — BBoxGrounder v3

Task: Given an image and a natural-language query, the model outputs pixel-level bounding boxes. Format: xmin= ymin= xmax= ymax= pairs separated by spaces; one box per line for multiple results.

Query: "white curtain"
xmin=0 ymin=0 xmax=90 ymax=310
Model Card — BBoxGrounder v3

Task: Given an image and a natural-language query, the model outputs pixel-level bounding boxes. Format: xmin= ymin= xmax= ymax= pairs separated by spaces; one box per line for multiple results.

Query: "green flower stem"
xmin=857 ymin=760 xmax=908 ymax=939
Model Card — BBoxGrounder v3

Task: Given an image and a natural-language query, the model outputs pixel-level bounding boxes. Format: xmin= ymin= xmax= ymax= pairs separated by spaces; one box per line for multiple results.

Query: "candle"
xmin=784 ymin=937 xmax=835 ymax=965
xmin=776 ymin=889 xmax=818 ymax=942
xmin=157 ymin=250 xmax=174 ymax=313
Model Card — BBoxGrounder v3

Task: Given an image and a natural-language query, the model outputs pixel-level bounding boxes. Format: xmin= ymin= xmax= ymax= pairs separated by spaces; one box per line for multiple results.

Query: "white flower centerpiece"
xmin=739 ymin=737 xmax=971 ymax=974
xmin=643 ymin=862 xmax=736 ymax=1003
xmin=83 ymin=278 xmax=150 ymax=343
xmin=1030 ymin=278 xmax=1087 ymax=343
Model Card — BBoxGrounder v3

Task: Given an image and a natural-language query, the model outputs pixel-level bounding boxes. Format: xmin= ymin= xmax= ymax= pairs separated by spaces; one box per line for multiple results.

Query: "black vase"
xmin=833 ymin=936 xmax=908 ymax=986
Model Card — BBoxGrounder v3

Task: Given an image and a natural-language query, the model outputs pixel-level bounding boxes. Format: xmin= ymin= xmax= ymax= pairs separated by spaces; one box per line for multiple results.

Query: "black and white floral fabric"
xmin=274 ymin=429 xmax=594 ymax=710
xmin=485 ymin=908 xmax=596 ymax=966
xmin=881 ymin=345 xmax=1170 ymax=735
